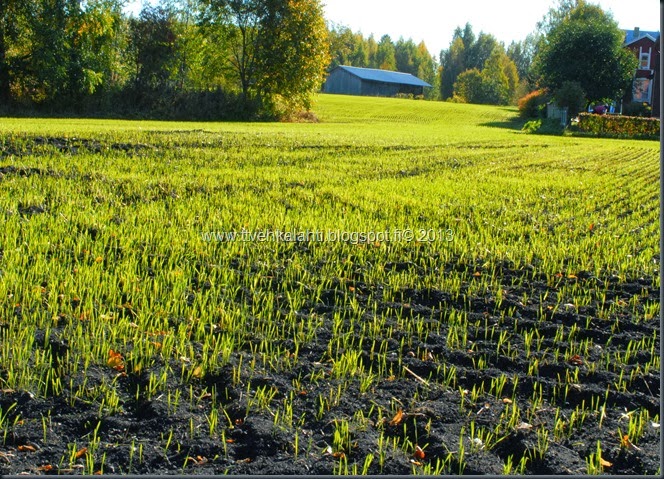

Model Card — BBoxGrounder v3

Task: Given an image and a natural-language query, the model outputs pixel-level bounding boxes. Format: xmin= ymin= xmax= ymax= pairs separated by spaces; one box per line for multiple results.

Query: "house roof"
xmin=336 ymin=65 xmax=432 ymax=88
xmin=623 ymin=29 xmax=659 ymax=46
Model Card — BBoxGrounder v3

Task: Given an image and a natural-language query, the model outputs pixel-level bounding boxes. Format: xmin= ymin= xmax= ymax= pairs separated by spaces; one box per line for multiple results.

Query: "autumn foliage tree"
xmin=255 ymin=0 xmax=329 ymax=114
xmin=202 ymin=0 xmax=328 ymax=116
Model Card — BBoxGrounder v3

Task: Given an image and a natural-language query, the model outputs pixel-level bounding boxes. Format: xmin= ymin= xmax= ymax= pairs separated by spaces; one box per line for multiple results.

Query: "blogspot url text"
xmin=201 ymin=228 xmax=454 ymax=244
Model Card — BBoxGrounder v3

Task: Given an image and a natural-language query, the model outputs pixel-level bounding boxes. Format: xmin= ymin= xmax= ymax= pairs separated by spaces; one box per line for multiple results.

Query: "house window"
xmin=633 ymin=78 xmax=652 ymax=103
xmin=640 ymin=52 xmax=650 ymax=69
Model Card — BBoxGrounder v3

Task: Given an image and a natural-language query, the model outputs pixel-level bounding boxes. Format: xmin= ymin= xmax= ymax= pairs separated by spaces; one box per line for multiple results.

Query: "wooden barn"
xmin=322 ymin=65 xmax=431 ymax=97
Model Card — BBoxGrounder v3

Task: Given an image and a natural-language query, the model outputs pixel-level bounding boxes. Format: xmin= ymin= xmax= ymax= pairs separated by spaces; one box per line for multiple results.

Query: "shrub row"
xmin=2 ymin=87 xmax=265 ymax=121
xmin=394 ymin=93 xmax=425 ymax=100
xmin=577 ymin=113 xmax=660 ymax=139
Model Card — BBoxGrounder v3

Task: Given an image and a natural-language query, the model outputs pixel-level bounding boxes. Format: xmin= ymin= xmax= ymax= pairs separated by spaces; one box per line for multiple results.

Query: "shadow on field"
xmin=479 ymin=117 xmax=528 ymax=131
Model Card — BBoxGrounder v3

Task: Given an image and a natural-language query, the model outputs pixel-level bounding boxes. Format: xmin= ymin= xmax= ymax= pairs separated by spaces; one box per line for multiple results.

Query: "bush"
xmin=453 ymin=68 xmax=485 ymax=104
xmin=448 ymin=94 xmax=467 ymax=103
xmin=522 ymin=119 xmax=542 ymax=133
xmin=554 ymin=81 xmax=586 ymax=117
xmin=521 ymin=118 xmax=565 ymax=135
xmin=517 ymin=89 xmax=550 ymax=118
xmin=577 ymin=113 xmax=659 ymax=139
xmin=280 ymin=109 xmax=320 ymax=123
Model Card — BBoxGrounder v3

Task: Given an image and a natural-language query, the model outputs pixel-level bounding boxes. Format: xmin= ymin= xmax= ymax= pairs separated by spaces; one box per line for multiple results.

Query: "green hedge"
xmin=577 ymin=113 xmax=660 ymax=139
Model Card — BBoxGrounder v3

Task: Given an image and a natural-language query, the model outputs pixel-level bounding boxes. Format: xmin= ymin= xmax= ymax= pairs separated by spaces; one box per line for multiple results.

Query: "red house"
xmin=623 ymin=28 xmax=660 ymax=117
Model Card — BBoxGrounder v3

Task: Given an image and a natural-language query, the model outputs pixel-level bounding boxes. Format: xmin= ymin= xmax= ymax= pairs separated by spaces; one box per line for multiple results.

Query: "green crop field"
xmin=0 ymin=94 xmax=660 ymax=475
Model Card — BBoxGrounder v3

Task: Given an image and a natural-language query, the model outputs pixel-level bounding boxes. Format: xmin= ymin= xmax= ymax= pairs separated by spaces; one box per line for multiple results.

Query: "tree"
xmin=415 ymin=40 xmax=437 ymax=97
xmin=450 ymin=42 xmax=518 ymax=106
xmin=507 ymin=33 xmax=539 ymax=83
xmin=480 ymin=47 xmax=511 ymax=105
xmin=537 ymin=0 xmax=579 ymax=36
xmin=376 ymin=34 xmax=396 ymax=70
xmin=202 ymin=0 xmax=328 ymax=114
xmin=349 ymin=32 xmax=368 ymax=67
xmin=395 ymin=37 xmax=417 ymax=75
xmin=439 ymin=24 xmax=500 ymax=101
xmin=554 ymin=80 xmax=586 ymax=116
xmin=439 ymin=36 xmax=465 ymax=99
xmin=130 ymin=5 xmax=179 ymax=93
xmin=202 ymin=0 xmax=263 ymax=100
xmin=453 ymin=68 xmax=483 ymax=103
xmin=366 ymin=34 xmax=378 ymax=68
xmin=466 ymin=32 xmax=498 ymax=71
xmin=26 ymin=0 xmax=70 ymax=104
xmin=0 ymin=0 xmax=33 ymax=104
xmin=328 ymin=24 xmax=355 ymax=68
xmin=498 ymin=49 xmax=519 ymax=101
xmin=441 ymin=23 xmax=518 ymax=105
xmin=533 ymin=2 xmax=637 ymax=102
xmin=457 ymin=22 xmax=475 ymax=51
xmin=77 ymin=0 xmax=129 ymax=95
xmin=255 ymin=0 xmax=329 ymax=114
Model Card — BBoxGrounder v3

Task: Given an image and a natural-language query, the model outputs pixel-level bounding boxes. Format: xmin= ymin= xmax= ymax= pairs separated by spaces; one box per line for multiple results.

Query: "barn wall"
xmin=360 ymin=81 xmax=399 ymax=97
xmin=360 ymin=81 xmax=425 ymax=97
xmin=323 ymin=69 xmax=362 ymax=95
xmin=323 ymin=68 xmax=428 ymax=97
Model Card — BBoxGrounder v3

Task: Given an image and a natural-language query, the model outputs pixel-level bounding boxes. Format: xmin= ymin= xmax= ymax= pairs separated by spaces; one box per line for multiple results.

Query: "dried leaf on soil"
xmin=621 ymin=434 xmax=642 ymax=451
xmin=516 ymin=422 xmax=533 ymax=431
xmin=413 ymin=445 xmax=425 ymax=460
xmin=568 ymin=354 xmax=583 ymax=365
xmin=107 ymin=349 xmax=124 ymax=371
xmin=389 ymin=408 xmax=405 ymax=426
xmin=599 ymin=456 xmax=612 ymax=467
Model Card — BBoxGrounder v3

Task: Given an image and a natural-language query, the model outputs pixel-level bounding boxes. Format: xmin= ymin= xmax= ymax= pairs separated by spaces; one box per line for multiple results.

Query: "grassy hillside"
xmin=0 ymin=95 xmax=660 ymax=475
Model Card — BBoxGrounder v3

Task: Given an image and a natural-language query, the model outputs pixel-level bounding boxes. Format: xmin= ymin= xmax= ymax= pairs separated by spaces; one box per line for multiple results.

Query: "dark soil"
xmin=0 ymin=265 xmax=660 ymax=475
xmin=0 ymin=135 xmax=151 ymax=159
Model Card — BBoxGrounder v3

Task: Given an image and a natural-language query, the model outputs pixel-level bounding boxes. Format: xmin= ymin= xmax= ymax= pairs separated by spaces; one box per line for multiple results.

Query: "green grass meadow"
xmin=0 ymin=94 xmax=660 ymax=474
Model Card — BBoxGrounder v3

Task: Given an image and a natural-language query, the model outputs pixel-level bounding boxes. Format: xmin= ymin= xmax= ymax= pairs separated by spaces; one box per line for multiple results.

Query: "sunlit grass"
xmin=0 ymin=94 xmax=659 ymax=474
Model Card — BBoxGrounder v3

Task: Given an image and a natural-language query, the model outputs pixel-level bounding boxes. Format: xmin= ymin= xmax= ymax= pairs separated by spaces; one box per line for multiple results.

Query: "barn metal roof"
xmin=337 ymin=65 xmax=432 ymax=87
xmin=623 ymin=29 xmax=659 ymax=45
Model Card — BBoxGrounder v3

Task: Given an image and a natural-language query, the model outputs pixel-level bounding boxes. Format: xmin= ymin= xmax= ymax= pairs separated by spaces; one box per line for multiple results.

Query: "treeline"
xmin=0 ymin=0 xmax=533 ymax=119
xmin=327 ymin=23 xmax=534 ymax=106
xmin=327 ymin=26 xmax=439 ymax=99
xmin=439 ymin=24 xmax=525 ymax=105
xmin=0 ymin=0 xmax=637 ymax=119
xmin=0 ymin=0 xmax=329 ymax=120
